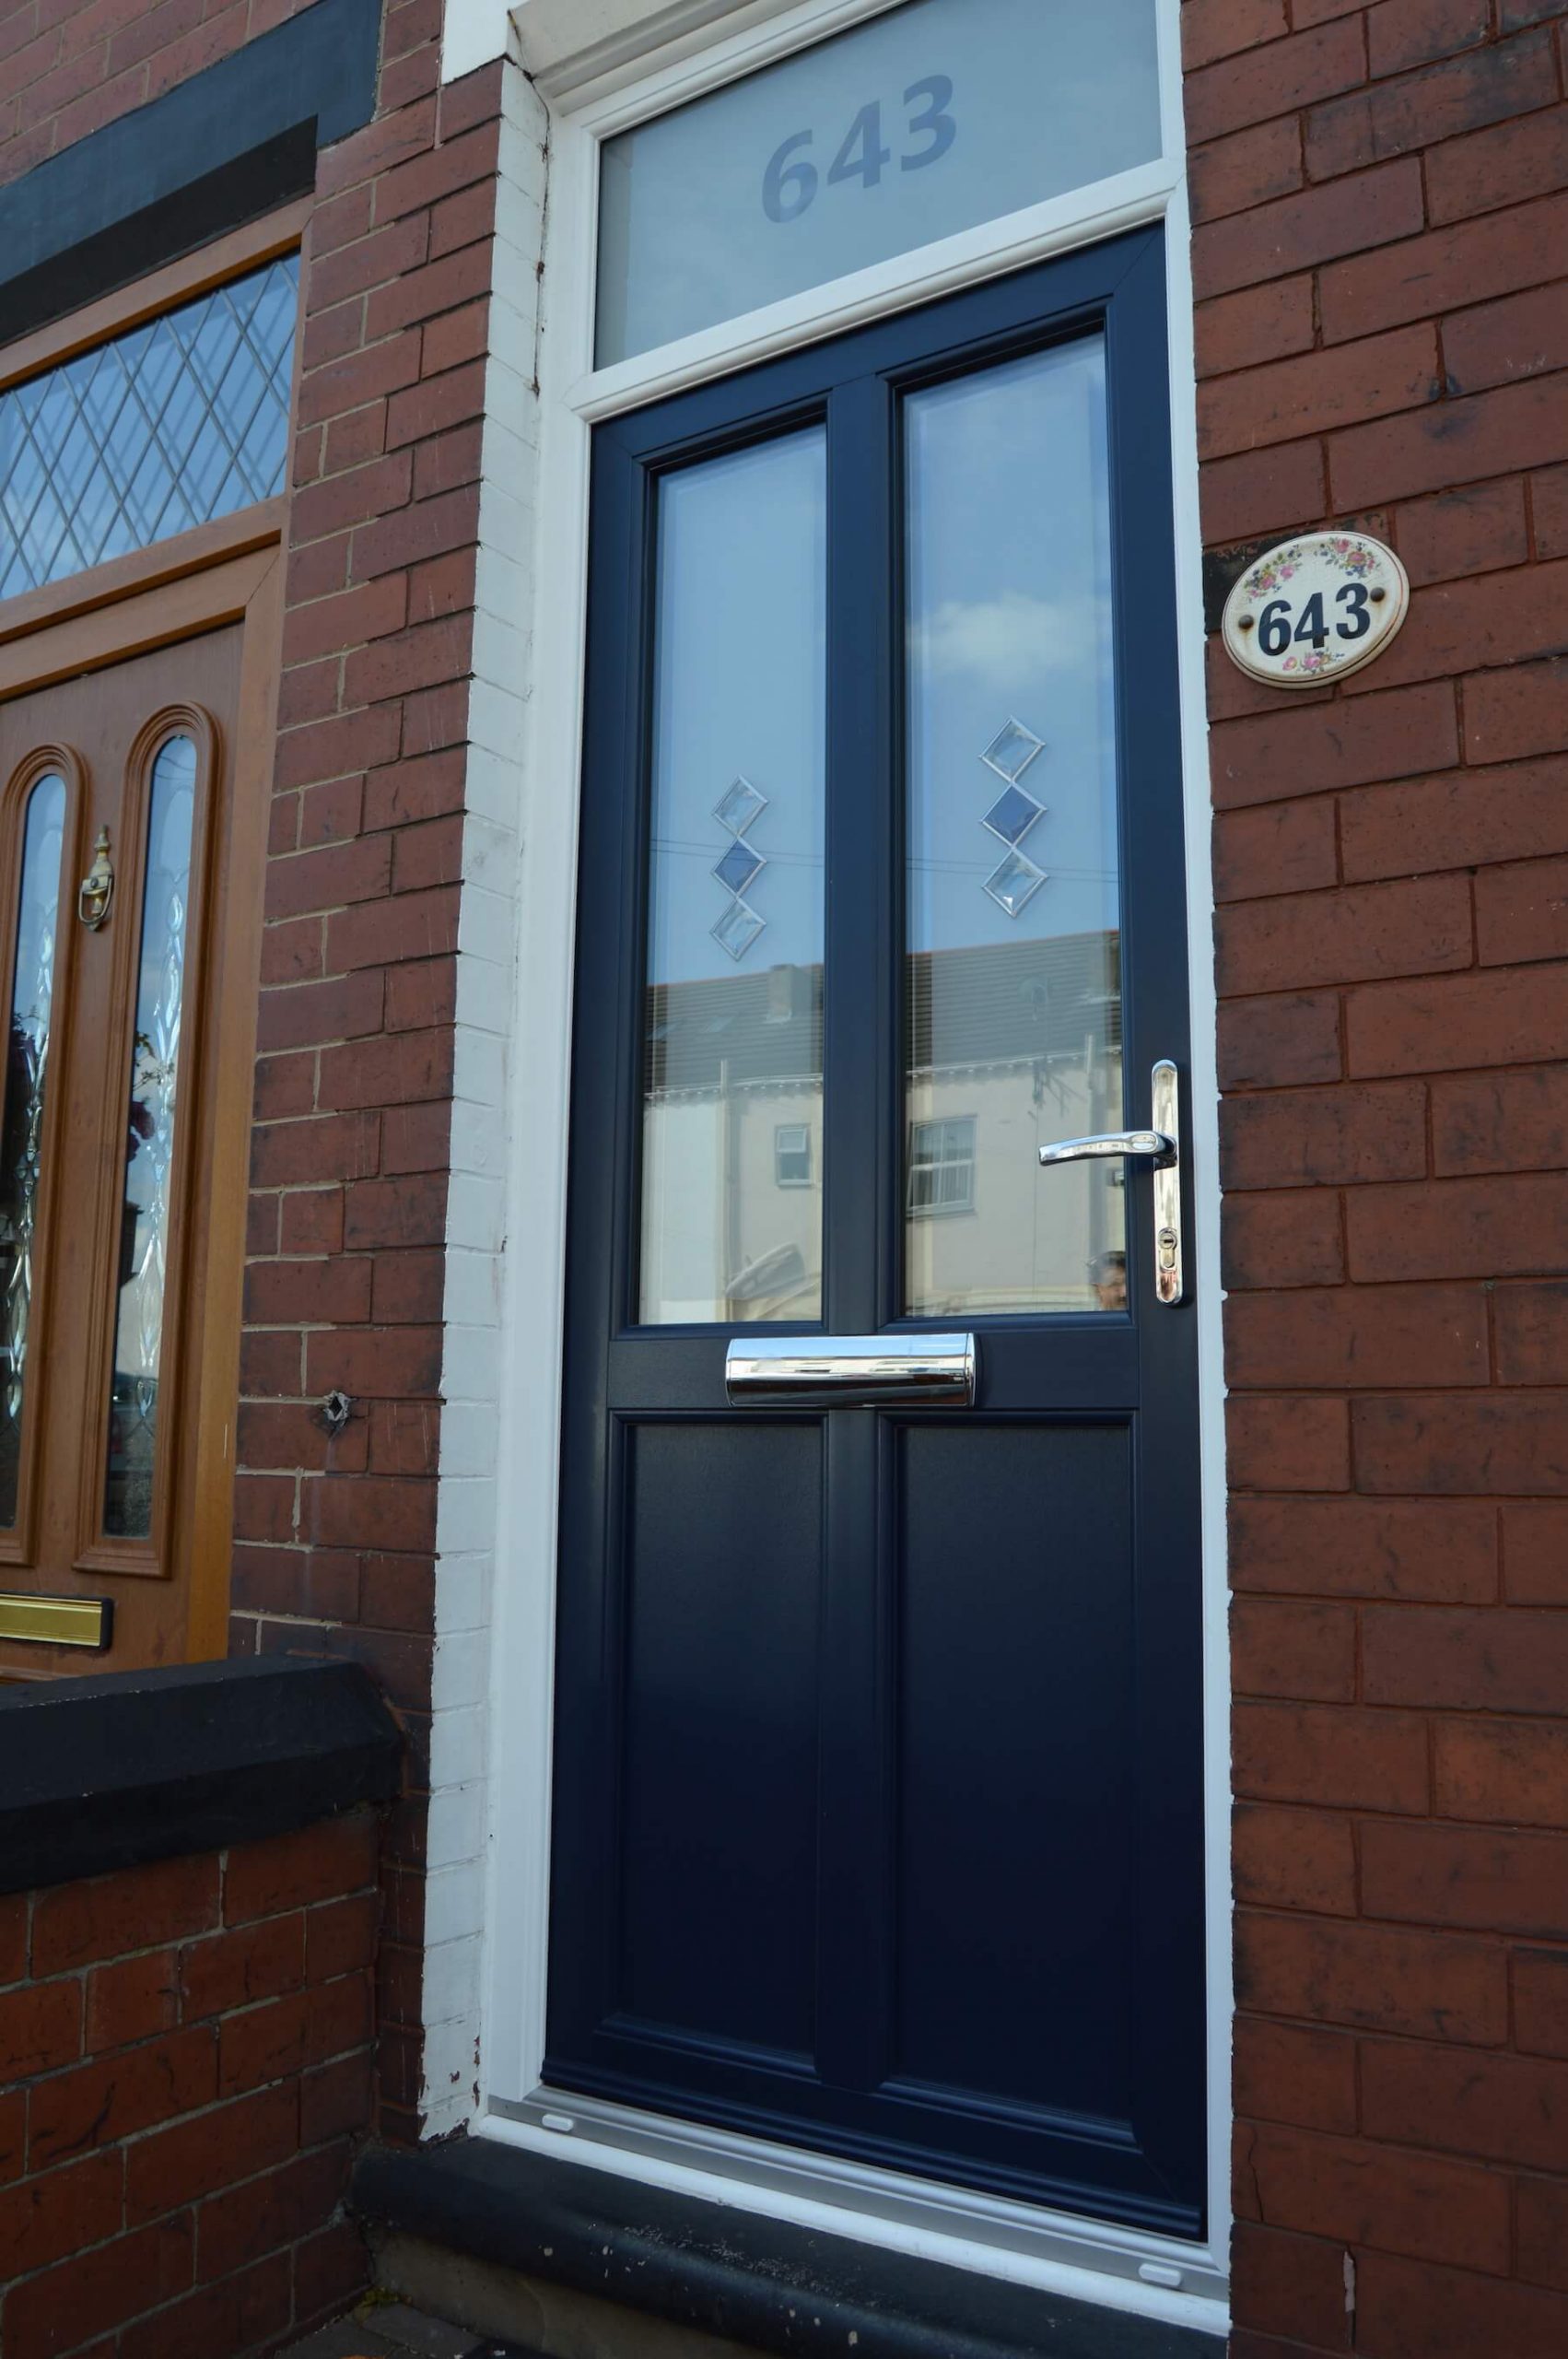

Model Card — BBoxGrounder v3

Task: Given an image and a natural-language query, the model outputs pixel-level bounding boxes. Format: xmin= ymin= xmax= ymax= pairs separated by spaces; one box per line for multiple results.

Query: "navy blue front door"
xmin=548 ymin=229 xmax=1206 ymax=2237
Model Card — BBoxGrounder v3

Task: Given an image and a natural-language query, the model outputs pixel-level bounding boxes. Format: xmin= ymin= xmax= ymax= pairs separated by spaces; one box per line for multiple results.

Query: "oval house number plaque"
xmin=1222 ymin=530 xmax=1409 ymax=688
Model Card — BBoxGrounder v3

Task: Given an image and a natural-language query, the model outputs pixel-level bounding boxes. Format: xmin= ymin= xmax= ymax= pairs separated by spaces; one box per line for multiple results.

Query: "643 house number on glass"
xmin=1222 ymin=531 xmax=1409 ymax=688
xmin=763 ymin=75 xmax=955 ymax=222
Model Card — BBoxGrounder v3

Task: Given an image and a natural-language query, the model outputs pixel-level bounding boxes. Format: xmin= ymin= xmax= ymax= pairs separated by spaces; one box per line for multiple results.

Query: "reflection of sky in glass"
xmin=907 ymin=335 xmax=1119 ymax=957
xmin=647 ymin=432 xmax=826 ymax=985
xmin=598 ymin=0 xmax=1161 ymax=364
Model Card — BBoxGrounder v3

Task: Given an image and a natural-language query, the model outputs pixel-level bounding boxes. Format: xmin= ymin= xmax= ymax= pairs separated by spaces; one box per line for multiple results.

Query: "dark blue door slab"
xmin=548 ymin=229 xmax=1207 ymax=2238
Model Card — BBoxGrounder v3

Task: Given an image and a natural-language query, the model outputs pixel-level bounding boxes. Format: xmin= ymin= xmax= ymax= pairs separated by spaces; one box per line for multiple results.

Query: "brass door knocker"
xmin=78 ymin=828 xmax=113 ymax=930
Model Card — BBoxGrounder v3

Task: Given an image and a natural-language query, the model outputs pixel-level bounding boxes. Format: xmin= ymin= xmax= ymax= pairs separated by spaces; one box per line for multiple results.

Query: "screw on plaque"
xmin=321 ymin=1391 xmax=354 ymax=1436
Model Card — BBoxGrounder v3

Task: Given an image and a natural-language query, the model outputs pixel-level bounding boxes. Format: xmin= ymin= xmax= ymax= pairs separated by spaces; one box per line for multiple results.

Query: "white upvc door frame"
xmin=476 ymin=0 xmax=1231 ymax=2335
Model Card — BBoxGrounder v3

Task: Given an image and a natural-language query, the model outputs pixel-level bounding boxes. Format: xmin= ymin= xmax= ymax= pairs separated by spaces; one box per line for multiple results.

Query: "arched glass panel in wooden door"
xmin=102 ymin=733 xmax=198 ymax=1541
xmin=0 ymin=769 xmax=68 ymax=1532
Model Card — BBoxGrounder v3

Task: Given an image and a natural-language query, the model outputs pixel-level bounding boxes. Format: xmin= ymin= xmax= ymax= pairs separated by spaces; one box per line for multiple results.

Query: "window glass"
xmin=103 ymin=734 xmax=197 ymax=1538
xmin=903 ymin=336 xmax=1124 ymax=1319
xmin=0 ymin=771 xmax=65 ymax=1526
xmin=638 ymin=430 xmax=826 ymax=1324
xmin=0 ymin=256 xmax=298 ymax=600
xmin=597 ymin=0 xmax=1161 ymax=365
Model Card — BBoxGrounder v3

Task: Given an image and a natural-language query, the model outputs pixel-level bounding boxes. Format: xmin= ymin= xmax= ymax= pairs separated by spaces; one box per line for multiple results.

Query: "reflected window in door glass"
xmin=638 ymin=430 xmax=825 ymax=1325
xmin=104 ymin=733 xmax=197 ymax=1537
xmin=904 ymin=336 xmax=1123 ymax=1318
xmin=0 ymin=770 xmax=66 ymax=1527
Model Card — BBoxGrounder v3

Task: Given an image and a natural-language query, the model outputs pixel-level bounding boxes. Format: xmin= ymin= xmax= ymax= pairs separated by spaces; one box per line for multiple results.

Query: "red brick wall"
xmin=231 ymin=26 xmax=500 ymax=2144
xmin=2 ymin=0 xmax=499 ymax=2142
xmin=0 ymin=1814 xmax=380 ymax=2358
xmin=0 ymin=0 xmax=321 ymax=183
xmin=1187 ymin=1 xmax=1568 ymax=2353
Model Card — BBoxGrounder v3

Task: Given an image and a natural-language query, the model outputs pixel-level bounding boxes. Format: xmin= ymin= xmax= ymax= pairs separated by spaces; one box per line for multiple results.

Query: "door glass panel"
xmin=597 ymin=0 xmax=1161 ymax=366
xmin=104 ymin=733 xmax=197 ymax=1537
xmin=0 ymin=771 xmax=66 ymax=1527
xmin=904 ymin=336 xmax=1123 ymax=1318
xmin=638 ymin=429 xmax=826 ymax=1325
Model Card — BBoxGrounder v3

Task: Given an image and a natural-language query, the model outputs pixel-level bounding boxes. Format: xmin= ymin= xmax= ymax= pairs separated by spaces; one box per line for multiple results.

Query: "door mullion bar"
xmin=813 ymin=370 xmax=899 ymax=2095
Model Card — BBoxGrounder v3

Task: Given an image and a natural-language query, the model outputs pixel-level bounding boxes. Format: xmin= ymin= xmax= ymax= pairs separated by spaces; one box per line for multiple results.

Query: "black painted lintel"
xmin=0 ymin=1655 xmax=401 ymax=1895
xmin=0 ymin=0 xmax=381 ymax=350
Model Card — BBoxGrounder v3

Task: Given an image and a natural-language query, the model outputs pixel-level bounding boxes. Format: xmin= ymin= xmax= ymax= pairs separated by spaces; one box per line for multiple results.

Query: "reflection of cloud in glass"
xmin=911 ymin=591 xmax=1110 ymax=692
xmin=906 ymin=336 xmax=1120 ymax=957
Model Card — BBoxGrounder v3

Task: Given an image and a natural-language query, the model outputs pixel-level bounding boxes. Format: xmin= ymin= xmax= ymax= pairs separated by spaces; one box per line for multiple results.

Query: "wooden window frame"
xmin=0 ymin=200 xmax=301 ymax=1660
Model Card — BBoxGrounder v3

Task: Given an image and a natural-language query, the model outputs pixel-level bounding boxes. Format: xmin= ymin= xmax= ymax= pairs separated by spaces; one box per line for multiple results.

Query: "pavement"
xmin=279 ymin=2297 xmax=538 ymax=2359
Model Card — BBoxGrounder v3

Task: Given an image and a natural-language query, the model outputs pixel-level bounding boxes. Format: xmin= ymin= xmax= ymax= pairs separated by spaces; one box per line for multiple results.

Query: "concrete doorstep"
xmin=280 ymin=2295 xmax=539 ymax=2359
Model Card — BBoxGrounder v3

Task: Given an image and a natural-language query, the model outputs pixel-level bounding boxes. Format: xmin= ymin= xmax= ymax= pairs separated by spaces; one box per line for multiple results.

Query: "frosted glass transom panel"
xmin=596 ymin=0 xmax=1161 ymax=365
xmin=0 ymin=256 xmax=298 ymax=599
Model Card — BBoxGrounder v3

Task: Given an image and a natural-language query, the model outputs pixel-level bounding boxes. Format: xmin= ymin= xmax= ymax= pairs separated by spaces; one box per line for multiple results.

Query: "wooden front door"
xmin=0 ymin=625 xmax=248 ymax=1671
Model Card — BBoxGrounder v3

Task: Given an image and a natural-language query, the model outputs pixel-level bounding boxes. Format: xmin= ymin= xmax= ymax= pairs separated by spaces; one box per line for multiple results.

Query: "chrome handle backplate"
xmin=1037 ymin=1060 xmax=1187 ymax=1308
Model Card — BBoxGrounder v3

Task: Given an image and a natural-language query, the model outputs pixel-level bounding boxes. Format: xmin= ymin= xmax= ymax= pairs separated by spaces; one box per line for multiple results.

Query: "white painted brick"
xmin=446 ymin=1172 xmax=506 ymax=1252
xmin=422 ymin=1857 xmax=488 ymax=1947
xmin=447 ymin=1098 xmax=508 ymax=1181
xmin=421 ymin=2014 xmax=480 ymax=2128
xmin=432 ymin=1554 xmax=493 ymax=1632
xmin=426 ymin=1776 xmax=486 ymax=1865
xmin=424 ymin=1932 xmax=484 ymax=2026
xmin=474 ymin=541 xmax=535 ymax=631
xmin=467 ymin=677 xmax=530 ymax=765
xmin=439 ymin=1402 xmax=502 ymax=1477
xmin=476 ymin=411 xmax=540 ymax=514
xmin=444 ymin=1247 xmax=503 ymax=1327
xmin=484 ymin=355 xmax=543 ymax=453
xmin=454 ymin=1023 xmax=508 ymax=1109
xmin=464 ymin=741 xmax=525 ymax=827
xmin=431 ymin=1622 xmax=492 ymax=1717
xmin=472 ymin=606 xmax=532 ymax=692
xmin=442 ymin=1333 xmax=502 ymax=1414
xmin=430 ymin=1702 xmax=488 ymax=1787
xmin=458 ymin=881 xmax=519 ymax=968
xmin=461 ymin=813 xmax=519 ymax=883
xmin=487 ymin=289 xmax=538 ymax=387
xmin=436 ymin=1476 xmax=499 ymax=1556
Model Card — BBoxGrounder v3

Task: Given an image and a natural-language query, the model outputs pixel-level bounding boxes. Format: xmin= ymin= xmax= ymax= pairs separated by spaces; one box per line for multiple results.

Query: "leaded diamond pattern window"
xmin=0 ymin=256 xmax=299 ymax=600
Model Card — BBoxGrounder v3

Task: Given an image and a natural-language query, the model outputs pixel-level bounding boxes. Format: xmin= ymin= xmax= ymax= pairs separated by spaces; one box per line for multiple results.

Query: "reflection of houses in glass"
xmin=639 ymin=931 xmax=1122 ymax=1324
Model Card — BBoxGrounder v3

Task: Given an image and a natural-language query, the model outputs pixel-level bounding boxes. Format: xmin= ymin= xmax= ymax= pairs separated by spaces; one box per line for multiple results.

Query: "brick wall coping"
xmin=0 ymin=0 xmax=380 ymax=349
xmin=0 ymin=1657 xmax=400 ymax=1896
xmin=354 ymin=2137 xmax=1224 ymax=2359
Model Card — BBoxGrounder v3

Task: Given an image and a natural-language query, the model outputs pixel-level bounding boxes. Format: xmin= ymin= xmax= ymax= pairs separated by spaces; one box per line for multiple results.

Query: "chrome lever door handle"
xmin=1036 ymin=1060 xmax=1187 ymax=1308
xmin=1037 ymin=1127 xmax=1175 ymax=1169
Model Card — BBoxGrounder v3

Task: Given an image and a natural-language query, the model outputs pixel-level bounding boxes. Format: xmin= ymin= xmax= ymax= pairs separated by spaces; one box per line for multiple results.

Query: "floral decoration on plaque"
xmin=1221 ymin=531 xmax=1409 ymax=688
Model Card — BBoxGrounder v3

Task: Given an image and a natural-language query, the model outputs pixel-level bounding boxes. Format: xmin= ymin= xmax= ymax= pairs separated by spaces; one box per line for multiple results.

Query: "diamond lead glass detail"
xmin=711 ymin=775 xmax=769 ymax=961
xmin=981 ymin=782 xmax=1045 ymax=847
xmin=713 ymin=775 xmax=766 ymax=839
xmin=981 ymin=717 xmax=1045 ymax=784
xmin=0 ymin=257 xmax=298 ymax=600
xmin=712 ymin=838 xmax=764 ymax=897
xmin=710 ymin=898 xmax=766 ymax=961
xmin=983 ymin=847 xmax=1047 ymax=919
